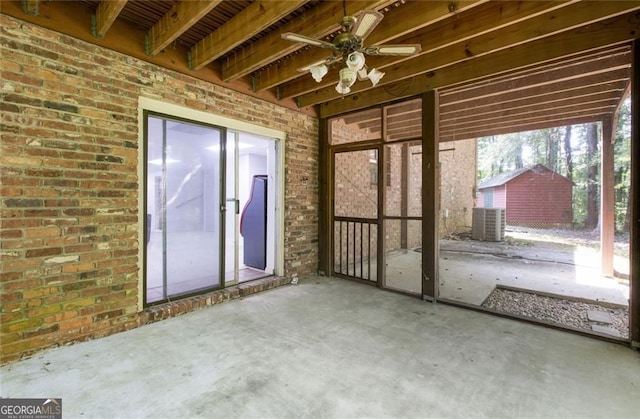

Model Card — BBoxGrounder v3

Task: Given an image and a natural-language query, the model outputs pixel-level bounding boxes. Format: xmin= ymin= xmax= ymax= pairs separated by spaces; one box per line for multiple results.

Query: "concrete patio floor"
xmin=1 ymin=276 xmax=639 ymax=418
xmin=439 ymin=238 xmax=630 ymax=307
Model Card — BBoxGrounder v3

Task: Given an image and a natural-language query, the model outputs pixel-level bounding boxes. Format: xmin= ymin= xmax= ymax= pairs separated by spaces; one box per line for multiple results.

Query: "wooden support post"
xmin=401 ymin=143 xmax=409 ymax=249
xmin=601 ymin=116 xmax=615 ymax=277
xmin=630 ymin=40 xmax=640 ymax=348
xmin=318 ymin=118 xmax=331 ymax=276
xmin=422 ymin=91 xmax=440 ymax=300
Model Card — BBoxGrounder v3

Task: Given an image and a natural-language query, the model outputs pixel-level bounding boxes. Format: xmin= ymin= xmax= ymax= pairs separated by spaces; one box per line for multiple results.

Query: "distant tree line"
xmin=477 ymin=99 xmax=631 ymax=232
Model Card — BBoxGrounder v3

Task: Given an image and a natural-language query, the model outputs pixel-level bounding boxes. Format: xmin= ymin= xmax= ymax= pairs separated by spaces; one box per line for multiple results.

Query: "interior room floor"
xmin=1 ymin=276 xmax=638 ymax=418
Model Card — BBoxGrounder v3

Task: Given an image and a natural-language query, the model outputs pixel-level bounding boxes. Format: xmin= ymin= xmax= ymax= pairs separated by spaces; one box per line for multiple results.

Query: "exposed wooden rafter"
xmin=256 ymin=0 xmax=488 ymax=92
xmin=146 ymin=1 xmax=221 ymax=56
xmin=93 ymin=0 xmax=127 ymax=38
xmin=275 ymin=0 xmax=574 ymax=99
xmin=309 ymin=1 xmax=640 ymax=109
xmin=3 ymin=0 xmax=638 ymax=127
xmin=188 ymin=0 xmax=308 ymax=71
xmin=221 ymin=0 xmax=396 ymax=82
xmin=319 ymin=9 xmax=640 ymax=117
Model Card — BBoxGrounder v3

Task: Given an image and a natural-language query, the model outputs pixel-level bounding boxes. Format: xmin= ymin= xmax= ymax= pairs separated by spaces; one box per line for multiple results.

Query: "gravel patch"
xmin=482 ymin=288 xmax=629 ymax=339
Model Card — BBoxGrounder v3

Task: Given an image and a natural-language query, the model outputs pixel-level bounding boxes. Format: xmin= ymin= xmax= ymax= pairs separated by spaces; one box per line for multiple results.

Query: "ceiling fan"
xmin=281 ymin=9 xmax=421 ymax=94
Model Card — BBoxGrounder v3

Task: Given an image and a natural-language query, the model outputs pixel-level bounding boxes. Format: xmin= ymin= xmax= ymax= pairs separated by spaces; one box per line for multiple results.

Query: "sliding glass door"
xmin=145 ymin=113 xmax=224 ymax=303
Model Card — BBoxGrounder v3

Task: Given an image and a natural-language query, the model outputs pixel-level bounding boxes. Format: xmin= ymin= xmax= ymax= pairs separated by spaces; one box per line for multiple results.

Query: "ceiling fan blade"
xmin=281 ymin=32 xmax=337 ymax=50
xmin=352 ymin=10 xmax=383 ymax=39
xmin=364 ymin=44 xmax=422 ymax=56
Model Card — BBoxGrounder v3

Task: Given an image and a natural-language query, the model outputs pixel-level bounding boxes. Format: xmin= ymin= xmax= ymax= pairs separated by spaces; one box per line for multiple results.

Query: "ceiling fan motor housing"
xmin=334 ymin=32 xmax=363 ymax=56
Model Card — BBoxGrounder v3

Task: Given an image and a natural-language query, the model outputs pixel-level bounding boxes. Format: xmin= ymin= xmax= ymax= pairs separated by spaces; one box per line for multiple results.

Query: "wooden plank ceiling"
xmin=3 ymin=0 xmax=638 ymax=139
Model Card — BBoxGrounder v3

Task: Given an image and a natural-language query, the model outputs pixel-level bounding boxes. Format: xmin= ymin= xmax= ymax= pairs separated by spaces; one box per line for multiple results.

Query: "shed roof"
xmin=478 ymin=164 xmax=573 ymax=190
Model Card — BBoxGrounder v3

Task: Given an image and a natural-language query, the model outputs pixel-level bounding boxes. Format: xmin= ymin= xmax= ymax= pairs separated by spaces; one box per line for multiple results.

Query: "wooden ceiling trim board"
xmin=439 ymin=114 xmax=607 ymax=143
xmin=221 ymin=0 xmax=394 ymax=81
xmin=254 ymin=0 xmax=487 ymax=92
xmin=146 ymin=1 xmax=222 ymax=56
xmin=302 ymin=1 xmax=640 ymax=106
xmin=439 ymin=84 xmax=629 ymax=122
xmin=280 ymin=1 xmax=575 ymax=98
xmin=440 ymin=48 xmax=631 ymax=104
xmin=189 ymin=0 xmax=308 ymax=71
xmin=319 ymin=10 xmax=640 ymax=117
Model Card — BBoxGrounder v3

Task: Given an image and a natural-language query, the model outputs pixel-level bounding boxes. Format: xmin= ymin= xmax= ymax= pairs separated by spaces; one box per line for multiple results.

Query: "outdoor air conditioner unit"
xmin=472 ymin=208 xmax=506 ymax=241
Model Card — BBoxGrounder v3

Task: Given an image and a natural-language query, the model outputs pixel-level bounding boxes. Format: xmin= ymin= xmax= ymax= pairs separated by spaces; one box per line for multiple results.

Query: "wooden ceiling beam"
xmin=256 ymin=0 xmax=486 ymax=92
xmin=440 ymin=48 xmax=631 ymax=105
xmin=189 ymin=0 xmax=308 ymax=71
xmin=93 ymin=0 xmax=127 ymax=38
xmin=439 ymin=114 xmax=606 ymax=142
xmin=281 ymin=0 xmax=578 ymax=100
xmin=439 ymin=45 xmax=629 ymax=99
xmin=319 ymin=10 xmax=640 ymax=118
xmin=441 ymin=106 xmax=614 ymax=138
xmin=307 ymin=1 xmax=640 ymax=108
xmin=221 ymin=0 xmax=394 ymax=82
xmin=341 ymin=108 xmax=381 ymax=125
xmin=440 ymin=71 xmax=630 ymax=113
xmin=146 ymin=1 xmax=221 ymax=56
xmin=440 ymin=84 xmax=628 ymax=123
xmin=441 ymin=97 xmax=619 ymax=130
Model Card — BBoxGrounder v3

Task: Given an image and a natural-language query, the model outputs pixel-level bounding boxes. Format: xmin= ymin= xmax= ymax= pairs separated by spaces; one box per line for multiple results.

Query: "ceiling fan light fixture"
xmin=339 ymin=67 xmax=357 ymax=87
xmin=335 ymin=82 xmax=351 ymax=95
xmin=368 ymin=68 xmax=385 ymax=86
xmin=346 ymin=51 xmax=366 ymax=71
xmin=309 ymin=64 xmax=328 ymax=82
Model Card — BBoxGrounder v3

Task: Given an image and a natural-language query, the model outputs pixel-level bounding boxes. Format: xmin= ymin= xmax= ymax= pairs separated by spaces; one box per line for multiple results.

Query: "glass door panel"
xmin=165 ymin=121 xmax=221 ymax=296
xmin=225 ymin=132 xmax=238 ymax=285
xmin=145 ymin=116 xmax=165 ymax=303
xmin=145 ymin=115 xmax=222 ymax=303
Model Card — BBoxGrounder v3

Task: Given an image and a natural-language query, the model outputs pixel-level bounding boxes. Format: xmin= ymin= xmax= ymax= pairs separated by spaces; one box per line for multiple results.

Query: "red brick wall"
xmin=505 ymin=171 xmax=573 ymax=225
xmin=439 ymin=139 xmax=477 ymax=236
xmin=0 ymin=15 xmax=318 ymax=363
